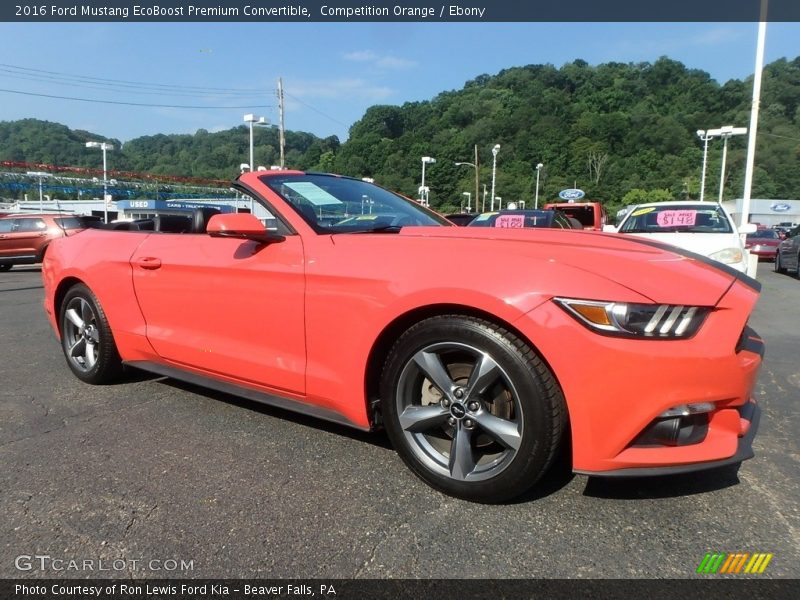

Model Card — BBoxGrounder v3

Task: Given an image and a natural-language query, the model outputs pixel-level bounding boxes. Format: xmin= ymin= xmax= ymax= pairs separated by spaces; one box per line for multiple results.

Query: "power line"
xmin=0 ymin=87 xmax=274 ymax=109
xmin=0 ymin=68 xmax=268 ymax=99
xmin=0 ymin=62 xmax=271 ymax=95
xmin=284 ymin=91 xmax=349 ymax=128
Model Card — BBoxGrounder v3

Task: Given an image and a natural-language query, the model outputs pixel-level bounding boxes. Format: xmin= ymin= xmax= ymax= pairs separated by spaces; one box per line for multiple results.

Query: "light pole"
xmin=490 ymin=144 xmax=500 ymax=211
xmin=461 ymin=192 xmax=471 ymax=212
xmin=455 ymin=160 xmax=479 ymax=212
xmin=715 ymin=126 xmax=747 ymax=203
xmin=244 ymin=113 xmax=267 ymax=175
xmin=86 ymin=141 xmax=114 ymax=222
xmin=420 ymin=156 xmax=436 ymax=206
xmin=696 ymin=130 xmax=713 ymax=202
xmin=26 ymin=171 xmax=51 ymax=213
xmin=534 ymin=163 xmax=544 ymax=209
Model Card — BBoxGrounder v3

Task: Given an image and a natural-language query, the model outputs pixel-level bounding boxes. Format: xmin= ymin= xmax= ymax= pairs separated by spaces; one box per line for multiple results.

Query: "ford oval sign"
xmin=770 ymin=202 xmax=792 ymax=213
xmin=559 ymin=188 xmax=585 ymax=201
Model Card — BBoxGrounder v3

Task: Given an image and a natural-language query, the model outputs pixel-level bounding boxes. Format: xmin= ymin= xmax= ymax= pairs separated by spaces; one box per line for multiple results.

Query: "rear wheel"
xmin=380 ymin=315 xmax=566 ymax=503
xmin=59 ymin=284 xmax=123 ymax=384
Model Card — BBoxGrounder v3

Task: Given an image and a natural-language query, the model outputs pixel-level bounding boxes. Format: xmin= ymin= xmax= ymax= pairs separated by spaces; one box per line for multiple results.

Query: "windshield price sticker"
xmin=495 ymin=215 xmax=526 ymax=228
xmin=657 ymin=210 xmax=697 ymax=227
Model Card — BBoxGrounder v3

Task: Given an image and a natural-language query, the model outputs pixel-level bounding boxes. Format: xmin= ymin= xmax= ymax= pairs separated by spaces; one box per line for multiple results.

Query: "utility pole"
xmin=278 ymin=77 xmax=286 ymax=169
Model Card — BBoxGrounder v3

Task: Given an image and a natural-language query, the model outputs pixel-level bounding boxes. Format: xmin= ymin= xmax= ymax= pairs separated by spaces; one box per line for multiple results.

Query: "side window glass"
xmin=15 ymin=218 xmax=47 ymax=232
xmin=0 ymin=219 xmax=13 ymax=233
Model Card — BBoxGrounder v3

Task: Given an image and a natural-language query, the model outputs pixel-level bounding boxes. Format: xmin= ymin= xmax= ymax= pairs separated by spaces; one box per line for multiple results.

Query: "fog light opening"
xmin=658 ymin=402 xmax=716 ymax=418
xmin=632 ymin=411 xmax=711 ymax=448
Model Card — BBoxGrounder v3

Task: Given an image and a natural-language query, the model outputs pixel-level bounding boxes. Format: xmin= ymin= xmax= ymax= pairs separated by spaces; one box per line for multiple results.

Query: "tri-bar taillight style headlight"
xmin=554 ymin=298 xmax=711 ymax=339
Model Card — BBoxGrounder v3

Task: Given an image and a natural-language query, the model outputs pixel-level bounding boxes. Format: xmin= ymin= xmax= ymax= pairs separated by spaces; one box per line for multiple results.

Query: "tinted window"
xmin=55 ymin=217 xmax=83 ymax=230
xmin=15 ymin=218 xmax=47 ymax=232
xmin=0 ymin=219 xmax=13 ymax=233
xmin=747 ymin=230 xmax=779 ymax=240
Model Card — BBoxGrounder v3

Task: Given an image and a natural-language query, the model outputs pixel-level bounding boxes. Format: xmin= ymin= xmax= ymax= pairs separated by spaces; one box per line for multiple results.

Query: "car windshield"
xmin=619 ymin=204 xmax=733 ymax=234
xmin=261 ymin=173 xmax=448 ymax=233
xmin=468 ymin=210 xmax=555 ymax=228
xmin=747 ymin=230 xmax=779 ymax=240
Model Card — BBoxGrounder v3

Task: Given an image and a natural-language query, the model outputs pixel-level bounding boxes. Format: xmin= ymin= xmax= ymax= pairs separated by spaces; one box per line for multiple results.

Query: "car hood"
xmin=395 ymin=227 xmax=743 ymax=306
xmin=617 ymin=231 xmax=743 ymax=257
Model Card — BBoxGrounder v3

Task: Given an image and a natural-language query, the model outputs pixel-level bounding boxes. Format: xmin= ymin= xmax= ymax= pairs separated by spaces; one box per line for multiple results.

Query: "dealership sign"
xmin=770 ymin=202 xmax=792 ymax=213
xmin=559 ymin=188 xmax=585 ymax=202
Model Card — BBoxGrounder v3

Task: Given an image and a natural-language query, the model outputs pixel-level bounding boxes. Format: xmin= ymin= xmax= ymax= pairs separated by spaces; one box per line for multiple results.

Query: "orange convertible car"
xmin=42 ymin=171 xmax=763 ymax=502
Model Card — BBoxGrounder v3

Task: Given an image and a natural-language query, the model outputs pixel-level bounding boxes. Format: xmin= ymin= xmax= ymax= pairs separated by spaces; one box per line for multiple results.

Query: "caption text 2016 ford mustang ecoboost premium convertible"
xmin=42 ymin=171 xmax=764 ymax=503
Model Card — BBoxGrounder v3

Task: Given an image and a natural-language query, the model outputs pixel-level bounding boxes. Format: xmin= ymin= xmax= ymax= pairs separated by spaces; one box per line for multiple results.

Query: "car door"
xmin=779 ymin=226 xmax=800 ymax=270
xmin=5 ymin=217 xmax=48 ymax=259
xmin=0 ymin=218 xmax=15 ymax=258
xmin=130 ymin=231 xmax=307 ymax=395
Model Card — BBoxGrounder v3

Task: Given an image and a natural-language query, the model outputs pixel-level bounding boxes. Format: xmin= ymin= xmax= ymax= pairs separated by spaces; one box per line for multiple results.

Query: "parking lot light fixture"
xmin=696 ymin=130 xmax=713 ymax=202
xmin=244 ymin=114 xmax=267 ymax=184
xmin=420 ymin=156 xmax=436 ymax=206
xmin=535 ymin=163 xmax=544 ymax=209
xmin=461 ymin=192 xmax=471 ymax=212
xmin=85 ymin=141 xmax=114 ymax=222
xmin=715 ymin=126 xmax=747 ymax=203
xmin=26 ymin=171 xmax=52 ymax=213
xmin=490 ymin=144 xmax=501 ymax=211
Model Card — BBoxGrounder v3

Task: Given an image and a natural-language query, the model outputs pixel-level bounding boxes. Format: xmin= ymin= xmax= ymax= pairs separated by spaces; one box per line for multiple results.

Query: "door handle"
xmin=0 ymin=234 xmax=7 ymax=239
xmin=134 ymin=257 xmax=162 ymax=270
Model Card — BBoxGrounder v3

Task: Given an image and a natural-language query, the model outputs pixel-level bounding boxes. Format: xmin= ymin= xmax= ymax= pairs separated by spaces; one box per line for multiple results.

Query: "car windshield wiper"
xmin=348 ymin=225 xmax=404 ymax=234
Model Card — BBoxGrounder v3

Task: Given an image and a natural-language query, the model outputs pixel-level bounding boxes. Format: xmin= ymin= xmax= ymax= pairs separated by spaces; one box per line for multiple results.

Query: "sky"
xmin=1 ymin=21 xmax=799 ymax=143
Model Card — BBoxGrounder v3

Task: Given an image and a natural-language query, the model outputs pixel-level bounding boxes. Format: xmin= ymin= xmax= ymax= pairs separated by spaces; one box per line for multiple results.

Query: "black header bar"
xmin=3 ymin=0 xmax=800 ymax=23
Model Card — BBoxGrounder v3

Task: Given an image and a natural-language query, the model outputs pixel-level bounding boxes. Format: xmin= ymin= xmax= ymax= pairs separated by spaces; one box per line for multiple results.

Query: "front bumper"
xmin=516 ymin=279 xmax=764 ymax=475
xmin=574 ymin=401 xmax=760 ymax=477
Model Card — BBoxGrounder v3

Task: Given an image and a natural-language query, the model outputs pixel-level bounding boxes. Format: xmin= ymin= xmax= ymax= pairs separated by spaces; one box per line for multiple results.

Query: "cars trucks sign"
xmin=558 ymin=188 xmax=585 ymax=202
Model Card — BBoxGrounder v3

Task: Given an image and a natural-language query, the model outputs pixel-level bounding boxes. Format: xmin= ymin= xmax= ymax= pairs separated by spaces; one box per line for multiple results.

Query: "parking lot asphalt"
xmin=1 ymin=264 xmax=798 ymax=579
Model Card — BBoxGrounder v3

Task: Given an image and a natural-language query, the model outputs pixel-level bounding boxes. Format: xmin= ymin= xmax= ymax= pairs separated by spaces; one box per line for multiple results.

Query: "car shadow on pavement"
xmin=581 ymin=463 xmax=742 ymax=499
xmin=159 ymin=378 xmax=395 ymax=451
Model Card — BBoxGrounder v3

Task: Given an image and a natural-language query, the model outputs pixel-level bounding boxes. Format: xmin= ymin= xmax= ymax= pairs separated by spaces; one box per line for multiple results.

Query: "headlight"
xmin=709 ymin=247 xmax=744 ymax=264
xmin=554 ymin=298 xmax=710 ymax=339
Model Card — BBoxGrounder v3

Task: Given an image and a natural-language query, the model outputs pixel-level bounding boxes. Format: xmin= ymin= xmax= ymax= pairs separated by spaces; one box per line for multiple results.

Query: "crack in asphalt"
xmin=0 ymin=398 xmax=158 ymax=449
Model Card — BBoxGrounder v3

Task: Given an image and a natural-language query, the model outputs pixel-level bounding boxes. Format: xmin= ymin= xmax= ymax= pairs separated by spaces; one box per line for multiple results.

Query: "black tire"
xmin=59 ymin=283 xmax=123 ymax=384
xmin=0 ymin=264 xmax=12 ymax=272
xmin=380 ymin=315 xmax=566 ymax=503
xmin=774 ymin=252 xmax=785 ymax=274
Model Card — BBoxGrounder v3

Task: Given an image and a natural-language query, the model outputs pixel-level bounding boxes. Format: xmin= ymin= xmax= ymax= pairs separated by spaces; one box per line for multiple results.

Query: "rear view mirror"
xmin=739 ymin=223 xmax=758 ymax=234
xmin=602 ymin=225 xmax=618 ymax=233
xmin=207 ymin=213 xmax=285 ymax=244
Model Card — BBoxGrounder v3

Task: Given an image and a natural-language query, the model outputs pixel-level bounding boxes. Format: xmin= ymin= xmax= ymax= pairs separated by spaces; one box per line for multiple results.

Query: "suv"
xmin=543 ymin=202 xmax=607 ymax=230
xmin=0 ymin=214 xmax=85 ymax=271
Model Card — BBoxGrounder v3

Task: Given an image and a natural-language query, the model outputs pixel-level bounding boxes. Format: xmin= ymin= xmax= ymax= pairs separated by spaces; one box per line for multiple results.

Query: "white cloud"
xmin=343 ymin=49 xmax=416 ymax=70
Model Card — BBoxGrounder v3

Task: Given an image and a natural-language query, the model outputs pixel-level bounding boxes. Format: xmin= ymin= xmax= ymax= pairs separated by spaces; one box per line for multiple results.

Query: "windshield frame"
xmin=260 ymin=173 xmax=450 ymax=234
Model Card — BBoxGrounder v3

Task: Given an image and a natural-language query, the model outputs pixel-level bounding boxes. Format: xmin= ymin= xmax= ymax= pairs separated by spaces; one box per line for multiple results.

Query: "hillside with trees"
xmin=1 ymin=56 xmax=798 ymax=213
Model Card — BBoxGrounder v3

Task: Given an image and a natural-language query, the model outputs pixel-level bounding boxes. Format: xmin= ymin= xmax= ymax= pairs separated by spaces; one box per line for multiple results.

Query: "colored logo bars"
xmin=697 ymin=552 xmax=773 ymax=574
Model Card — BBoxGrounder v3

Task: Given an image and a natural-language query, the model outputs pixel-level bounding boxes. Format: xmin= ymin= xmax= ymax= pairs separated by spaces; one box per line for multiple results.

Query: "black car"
xmin=443 ymin=213 xmax=479 ymax=226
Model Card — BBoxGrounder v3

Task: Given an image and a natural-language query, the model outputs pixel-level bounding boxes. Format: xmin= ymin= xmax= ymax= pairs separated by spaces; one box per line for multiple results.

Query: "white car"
xmin=604 ymin=201 xmax=757 ymax=276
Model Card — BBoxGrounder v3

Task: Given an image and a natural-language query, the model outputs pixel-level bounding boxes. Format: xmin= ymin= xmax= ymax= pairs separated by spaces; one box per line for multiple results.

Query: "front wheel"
xmin=774 ymin=252 xmax=785 ymax=274
xmin=380 ymin=315 xmax=566 ymax=503
xmin=59 ymin=284 xmax=123 ymax=384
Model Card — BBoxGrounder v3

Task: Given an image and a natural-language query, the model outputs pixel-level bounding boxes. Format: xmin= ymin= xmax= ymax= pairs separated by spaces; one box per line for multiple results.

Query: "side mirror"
xmin=207 ymin=213 xmax=285 ymax=244
xmin=602 ymin=225 xmax=618 ymax=233
xmin=739 ymin=223 xmax=758 ymax=234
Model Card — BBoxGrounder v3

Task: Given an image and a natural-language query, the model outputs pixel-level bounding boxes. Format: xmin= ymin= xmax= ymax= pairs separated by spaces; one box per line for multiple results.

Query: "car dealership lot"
xmin=1 ymin=266 xmax=798 ymax=578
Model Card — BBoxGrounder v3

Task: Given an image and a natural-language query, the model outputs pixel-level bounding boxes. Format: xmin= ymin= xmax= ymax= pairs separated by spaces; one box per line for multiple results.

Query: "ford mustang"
xmin=42 ymin=171 xmax=764 ymax=503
